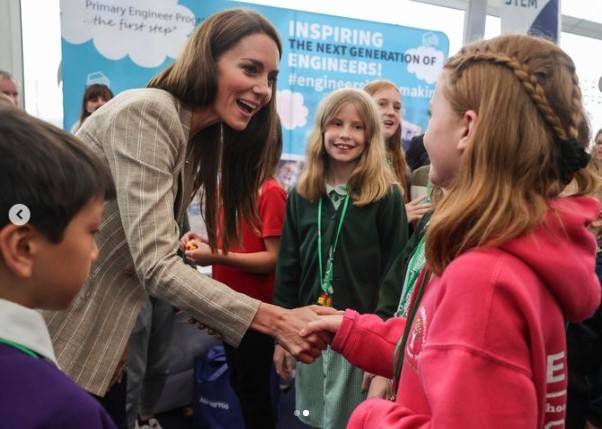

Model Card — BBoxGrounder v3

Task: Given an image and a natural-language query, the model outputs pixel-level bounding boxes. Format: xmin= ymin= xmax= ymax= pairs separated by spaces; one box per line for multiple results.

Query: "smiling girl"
xmin=363 ymin=80 xmax=432 ymax=225
xmin=273 ymin=88 xmax=407 ymax=429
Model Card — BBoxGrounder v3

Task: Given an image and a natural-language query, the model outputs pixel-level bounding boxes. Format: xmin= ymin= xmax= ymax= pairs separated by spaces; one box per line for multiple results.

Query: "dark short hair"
xmin=0 ymin=105 xmax=116 ymax=242
xmin=79 ymin=84 xmax=114 ymax=123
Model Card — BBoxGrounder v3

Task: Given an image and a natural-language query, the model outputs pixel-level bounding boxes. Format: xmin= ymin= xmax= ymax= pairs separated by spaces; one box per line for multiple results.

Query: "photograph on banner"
xmin=60 ymin=0 xmax=449 ymax=156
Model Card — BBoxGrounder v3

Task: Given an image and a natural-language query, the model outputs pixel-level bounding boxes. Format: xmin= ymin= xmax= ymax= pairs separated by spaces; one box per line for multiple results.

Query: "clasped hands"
xmin=272 ymin=305 xmax=343 ymax=382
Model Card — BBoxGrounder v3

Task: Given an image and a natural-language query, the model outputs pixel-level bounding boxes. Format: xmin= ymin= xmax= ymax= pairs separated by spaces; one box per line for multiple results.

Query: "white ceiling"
xmin=413 ymin=0 xmax=602 ymax=40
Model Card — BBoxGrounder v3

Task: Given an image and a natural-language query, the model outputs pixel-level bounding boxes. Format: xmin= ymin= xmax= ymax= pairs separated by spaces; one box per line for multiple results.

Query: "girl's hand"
xmin=361 ymin=371 xmax=375 ymax=392
xmin=184 ymin=239 xmax=214 ymax=266
xmin=366 ymin=375 xmax=391 ymax=398
xmin=405 ymin=196 xmax=432 ymax=224
xmin=299 ymin=314 xmax=344 ymax=339
xmin=178 ymin=231 xmax=206 ymax=251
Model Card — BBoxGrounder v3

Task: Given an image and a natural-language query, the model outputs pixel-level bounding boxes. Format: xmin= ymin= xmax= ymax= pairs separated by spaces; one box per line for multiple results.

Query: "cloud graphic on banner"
xmin=277 ymin=90 xmax=309 ymax=130
xmin=61 ymin=0 xmax=196 ymax=68
xmin=406 ymin=46 xmax=444 ymax=85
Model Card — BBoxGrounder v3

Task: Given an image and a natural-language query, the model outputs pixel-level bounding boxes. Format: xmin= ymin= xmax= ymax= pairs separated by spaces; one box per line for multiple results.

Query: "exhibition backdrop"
xmin=60 ymin=0 xmax=449 ymax=157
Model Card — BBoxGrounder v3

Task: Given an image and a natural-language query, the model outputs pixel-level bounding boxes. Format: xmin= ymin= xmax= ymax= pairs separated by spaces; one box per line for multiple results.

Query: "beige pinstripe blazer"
xmin=42 ymin=89 xmax=260 ymax=396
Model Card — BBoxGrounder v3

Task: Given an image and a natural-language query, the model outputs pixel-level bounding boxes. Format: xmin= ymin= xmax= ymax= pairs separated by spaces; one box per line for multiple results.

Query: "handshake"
xmin=189 ymin=303 xmax=345 ymax=364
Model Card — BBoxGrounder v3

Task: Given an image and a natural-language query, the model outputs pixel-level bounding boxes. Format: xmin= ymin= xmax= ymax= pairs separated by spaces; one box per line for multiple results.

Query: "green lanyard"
xmin=396 ymin=235 xmax=427 ymax=318
xmin=389 ymin=268 xmax=430 ymax=400
xmin=0 ymin=337 xmax=40 ymax=359
xmin=317 ymin=194 xmax=350 ymax=306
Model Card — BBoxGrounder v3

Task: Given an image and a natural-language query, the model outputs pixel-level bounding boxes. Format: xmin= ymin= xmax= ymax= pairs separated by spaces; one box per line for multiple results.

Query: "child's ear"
xmin=0 ymin=224 xmax=36 ymax=278
xmin=457 ymin=110 xmax=478 ymax=153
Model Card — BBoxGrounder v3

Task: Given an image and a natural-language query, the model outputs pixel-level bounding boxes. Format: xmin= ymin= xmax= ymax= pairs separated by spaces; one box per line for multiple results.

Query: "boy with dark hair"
xmin=0 ymin=105 xmax=117 ymax=428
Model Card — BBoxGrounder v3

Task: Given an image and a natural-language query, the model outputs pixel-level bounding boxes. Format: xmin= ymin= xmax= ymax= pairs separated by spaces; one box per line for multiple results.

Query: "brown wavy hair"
xmin=148 ymin=8 xmax=282 ymax=252
xmin=426 ymin=34 xmax=597 ymax=275
xmin=363 ymin=79 xmax=409 ymax=201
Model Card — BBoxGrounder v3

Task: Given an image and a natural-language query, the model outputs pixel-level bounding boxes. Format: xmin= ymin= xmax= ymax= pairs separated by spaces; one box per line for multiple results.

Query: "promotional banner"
xmin=500 ymin=0 xmax=561 ymax=42
xmin=60 ymin=0 xmax=449 ymax=159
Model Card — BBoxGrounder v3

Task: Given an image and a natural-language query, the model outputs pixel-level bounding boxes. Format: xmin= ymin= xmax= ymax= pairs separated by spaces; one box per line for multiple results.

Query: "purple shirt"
xmin=0 ymin=299 xmax=115 ymax=428
xmin=0 ymin=345 xmax=116 ymax=428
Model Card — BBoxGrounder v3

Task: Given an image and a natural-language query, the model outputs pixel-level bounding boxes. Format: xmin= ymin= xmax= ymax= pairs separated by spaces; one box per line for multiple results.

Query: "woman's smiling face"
xmin=212 ymin=33 xmax=280 ymax=131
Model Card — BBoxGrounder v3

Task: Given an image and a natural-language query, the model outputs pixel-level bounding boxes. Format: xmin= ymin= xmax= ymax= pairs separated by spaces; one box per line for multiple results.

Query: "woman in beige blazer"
xmin=42 ymin=8 xmax=331 ymax=426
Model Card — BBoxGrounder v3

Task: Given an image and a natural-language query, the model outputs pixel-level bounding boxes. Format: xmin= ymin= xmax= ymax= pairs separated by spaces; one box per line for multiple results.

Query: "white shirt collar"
xmin=0 ymin=299 xmax=58 ymax=365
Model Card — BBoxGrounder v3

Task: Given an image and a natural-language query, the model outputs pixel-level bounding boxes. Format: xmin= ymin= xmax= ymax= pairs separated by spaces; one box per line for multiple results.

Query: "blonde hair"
xmin=427 ymin=34 xmax=597 ymax=275
xmin=296 ymin=88 xmax=397 ymax=206
xmin=363 ymin=79 xmax=409 ymax=201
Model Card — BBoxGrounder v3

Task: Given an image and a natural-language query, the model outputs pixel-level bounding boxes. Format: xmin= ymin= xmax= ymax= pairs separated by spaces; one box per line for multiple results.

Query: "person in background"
xmin=0 ymin=70 xmax=20 ymax=107
xmin=405 ymin=133 xmax=430 ymax=171
xmin=565 ymin=160 xmax=602 ymax=429
xmin=302 ymin=34 xmax=601 ymax=428
xmin=274 ymin=88 xmax=407 ymax=429
xmin=0 ymin=92 xmax=15 ymax=106
xmin=42 ymin=9 xmax=330 ymax=428
xmin=182 ymin=118 xmax=287 ymax=429
xmin=362 ymin=79 xmax=430 ymax=398
xmin=71 ymin=84 xmax=114 ymax=133
xmin=125 ymin=216 xmax=192 ymax=429
xmin=277 ymin=159 xmax=303 ymax=191
xmin=0 ymin=105 xmax=116 ymax=428
xmin=363 ymin=80 xmax=431 ymax=225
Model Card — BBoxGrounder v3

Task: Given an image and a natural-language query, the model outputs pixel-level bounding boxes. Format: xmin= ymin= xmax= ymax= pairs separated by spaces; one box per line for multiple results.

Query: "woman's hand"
xmin=273 ymin=343 xmax=295 ymax=382
xmin=108 ymin=342 xmax=130 ymax=389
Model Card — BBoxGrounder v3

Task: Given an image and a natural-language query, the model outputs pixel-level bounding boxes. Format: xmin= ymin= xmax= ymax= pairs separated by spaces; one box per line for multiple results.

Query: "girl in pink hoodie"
xmin=302 ymin=33 xmax=602 ymax=429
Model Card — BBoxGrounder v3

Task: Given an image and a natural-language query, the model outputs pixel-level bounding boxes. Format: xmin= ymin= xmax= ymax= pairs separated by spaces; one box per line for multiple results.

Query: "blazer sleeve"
xmin=94 ymin=94 xmax=259 ymax=346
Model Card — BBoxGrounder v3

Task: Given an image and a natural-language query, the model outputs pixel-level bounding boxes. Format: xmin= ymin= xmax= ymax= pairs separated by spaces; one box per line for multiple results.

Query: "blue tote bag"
xmin=193 ymin=345 xmax=244 ymax=429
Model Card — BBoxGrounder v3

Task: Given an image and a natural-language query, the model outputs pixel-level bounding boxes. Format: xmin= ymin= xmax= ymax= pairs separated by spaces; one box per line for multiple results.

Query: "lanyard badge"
xmin=316 ymin=194 xmax=349 ymax=307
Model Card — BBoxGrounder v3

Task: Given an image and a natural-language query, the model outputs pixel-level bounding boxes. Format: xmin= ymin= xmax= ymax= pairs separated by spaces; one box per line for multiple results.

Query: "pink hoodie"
xmin=332 ymin=196 xmax=602 ymax=428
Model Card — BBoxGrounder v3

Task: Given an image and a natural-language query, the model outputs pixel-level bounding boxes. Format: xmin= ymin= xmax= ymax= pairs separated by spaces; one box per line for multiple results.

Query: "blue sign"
xmin=60 ymin=0 xmax=449 ymax=157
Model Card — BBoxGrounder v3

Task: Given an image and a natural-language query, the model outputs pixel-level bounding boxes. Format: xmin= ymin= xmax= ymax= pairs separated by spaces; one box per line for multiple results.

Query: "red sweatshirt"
xmin=331 ymin=196 xmax=602 ymax=428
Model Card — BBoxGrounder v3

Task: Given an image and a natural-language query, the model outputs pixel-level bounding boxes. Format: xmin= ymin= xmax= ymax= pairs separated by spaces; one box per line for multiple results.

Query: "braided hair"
xmin=426 ymin=34 xmax=597 ymax=274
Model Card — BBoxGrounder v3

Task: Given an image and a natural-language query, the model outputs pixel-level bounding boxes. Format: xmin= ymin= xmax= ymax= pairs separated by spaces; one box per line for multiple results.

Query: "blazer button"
xmin=207 ymin=329 xmax=216 ymax=336
xmin=122 ymin=267 xmax=135 ymax=277
xmin=215 ymin=333 xmax=224 ymax=340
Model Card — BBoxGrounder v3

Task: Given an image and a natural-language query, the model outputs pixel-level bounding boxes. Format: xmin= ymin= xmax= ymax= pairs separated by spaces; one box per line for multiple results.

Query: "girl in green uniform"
xmin=273 ymin=88 xmax=408 ymax=429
